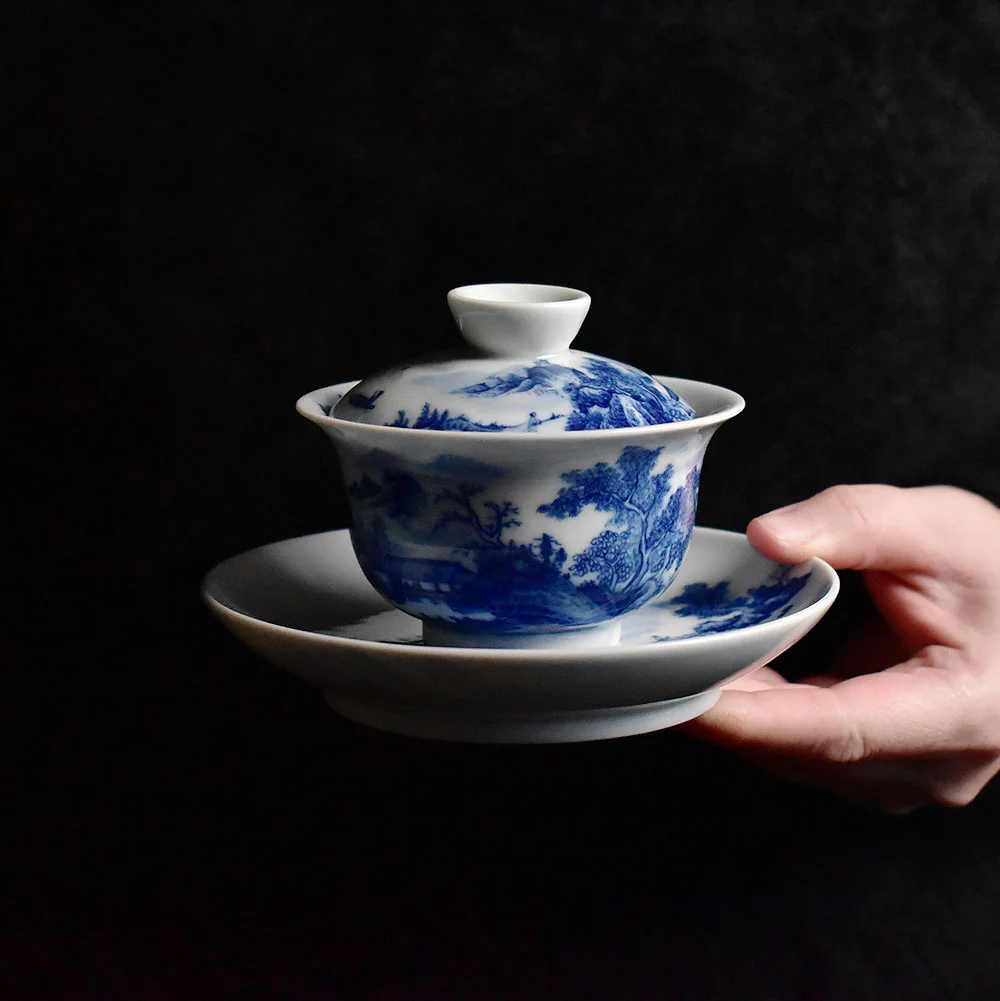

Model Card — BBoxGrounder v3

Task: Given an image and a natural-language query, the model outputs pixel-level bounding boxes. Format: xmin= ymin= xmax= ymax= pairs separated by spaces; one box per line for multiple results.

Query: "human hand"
xmin=682 ymin=485 xmax=1000 ymax=812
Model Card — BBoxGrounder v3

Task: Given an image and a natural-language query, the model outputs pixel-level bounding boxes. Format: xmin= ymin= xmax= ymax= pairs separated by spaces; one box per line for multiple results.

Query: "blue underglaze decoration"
xmin=455 ymin=357 xmax=695 ymax=429
xmin=388 ymin=404 xmax=561 ymax=433
xmin=539 ymin=447 xmax=698 ymax=612
xmin=346 ymin=445 xmax=699 ymax=631
xmin=374 ymin=356 xmax=694 ymax=432
xmin=656 ymin=568 xmax=809 ymax=637
xmin=347 ymin=389 xmax=385 ymax=410
xmin=317 ymin=393 xmax=343 ymax=417
xmin=422 ymin=454 xmax=506 ymax=480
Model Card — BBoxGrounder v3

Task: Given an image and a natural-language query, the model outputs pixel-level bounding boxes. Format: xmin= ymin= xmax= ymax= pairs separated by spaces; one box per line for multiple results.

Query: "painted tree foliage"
xmin=665 ymin=568 xmax=809 ymax=635
xmin=539 ymin=446 xmax=698 ymax=611
xmin=434 ymin=485 xmax=521 ymax=545
xmin=561 ymin=358 xmax=694 ymax=429
xmin=345 ymin=444 xmax=698 ymax=629
xmin=347 ymin=466 xmax=588 ymax=628
xmin=456 ymin=356 xmax=694 ymax=429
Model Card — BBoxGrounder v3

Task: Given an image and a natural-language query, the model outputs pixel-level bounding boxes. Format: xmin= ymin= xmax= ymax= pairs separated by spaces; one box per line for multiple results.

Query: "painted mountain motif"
xmin=341 ymin=355 xmax=695 ymax=433
xmin=455 ymin=356 xmax=695 ymax=429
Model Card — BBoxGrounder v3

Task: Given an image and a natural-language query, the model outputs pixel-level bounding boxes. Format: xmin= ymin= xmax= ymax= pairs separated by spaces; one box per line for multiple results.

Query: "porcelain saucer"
xmin=202 ymin=527 xmax=839 ymax=744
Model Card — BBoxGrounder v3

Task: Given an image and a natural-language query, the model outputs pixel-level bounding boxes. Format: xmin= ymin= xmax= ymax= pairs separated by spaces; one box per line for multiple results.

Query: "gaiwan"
xmin=298 ymin=283 xmax=744 ymax=649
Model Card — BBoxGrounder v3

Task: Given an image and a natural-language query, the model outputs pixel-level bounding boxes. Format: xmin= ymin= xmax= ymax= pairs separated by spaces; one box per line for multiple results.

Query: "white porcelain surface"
xmin=202 ymin=527 xmax=839 ymax=744
xmin=329 ymin=348 xmax=695 ymax=435
xmin=331 ymin=283 xmax=695 ymax=434
xmin=304 ymin=283 xmax=744 ymax=648
xmin=299 ymin=375 xmax=745 ymax=647
xmin=447 ymin=282 xmax=591 ymax=358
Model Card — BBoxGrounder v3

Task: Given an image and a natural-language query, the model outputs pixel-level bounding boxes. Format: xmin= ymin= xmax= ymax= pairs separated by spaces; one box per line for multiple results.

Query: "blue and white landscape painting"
xmin=347 ymin=445 xmax=700 ymax=631
xmin=656 ymin=568 xmax=810 ymax=637
xmin=388 ymin=406 xmax=561 ymax=433
xmin=345 ymin=355 xmax=695 ymax=432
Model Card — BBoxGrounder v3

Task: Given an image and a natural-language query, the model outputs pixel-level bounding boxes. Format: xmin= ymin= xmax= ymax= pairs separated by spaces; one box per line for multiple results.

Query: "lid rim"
xmin=448 ymin=283 xmax=590 ymax=306
xmin=299 ymin=375 xmax=746 ymax=441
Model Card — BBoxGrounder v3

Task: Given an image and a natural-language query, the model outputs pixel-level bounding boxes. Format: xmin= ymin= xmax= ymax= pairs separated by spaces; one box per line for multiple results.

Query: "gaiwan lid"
xmin=333 ymin=283 xmax=694 ymax=434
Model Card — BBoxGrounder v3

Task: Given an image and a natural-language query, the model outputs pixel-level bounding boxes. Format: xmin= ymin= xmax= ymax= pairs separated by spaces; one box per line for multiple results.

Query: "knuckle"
xmin=930 ymin=784 xmax=981 ymax=809
xmin=819 ymin=483 xmax=863 ymax=511
xmin=821 ymin=484 xmax=894 ymax=565
xmin=819 ymin=719 xmax=870 ymax=765
xmin=928 ymin=748 xmax=1000 ymax=809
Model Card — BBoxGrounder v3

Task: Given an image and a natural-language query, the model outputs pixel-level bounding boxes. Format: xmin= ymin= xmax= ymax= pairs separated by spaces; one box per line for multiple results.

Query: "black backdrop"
xmin=10 ymin=2 xmax=1000 ymax=998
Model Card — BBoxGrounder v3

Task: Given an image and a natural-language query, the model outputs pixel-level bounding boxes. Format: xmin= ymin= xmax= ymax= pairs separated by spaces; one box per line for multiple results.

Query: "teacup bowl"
xmin=297 ymin=375 xmax=744 ymax=649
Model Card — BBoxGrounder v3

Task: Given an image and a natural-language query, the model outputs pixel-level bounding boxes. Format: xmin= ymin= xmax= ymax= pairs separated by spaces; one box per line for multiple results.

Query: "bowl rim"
xmin=296 ymin=374 xmax=746 ymax=442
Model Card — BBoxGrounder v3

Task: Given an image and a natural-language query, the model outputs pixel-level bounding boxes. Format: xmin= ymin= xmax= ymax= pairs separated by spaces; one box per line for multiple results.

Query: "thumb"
xmin=747 ymin=484 xmax=988 ymax=575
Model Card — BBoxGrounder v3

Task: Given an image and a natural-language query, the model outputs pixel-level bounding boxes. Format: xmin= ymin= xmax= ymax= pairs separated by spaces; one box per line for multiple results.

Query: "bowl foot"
xmin=421 ymin=619 xmax=623 ymax=650
xmin=323 ymin=689 xmax=720 ymax=744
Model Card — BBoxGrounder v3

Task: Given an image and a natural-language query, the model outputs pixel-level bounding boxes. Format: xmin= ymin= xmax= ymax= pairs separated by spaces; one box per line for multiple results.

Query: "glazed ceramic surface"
xmin=202 ymin=527 xmax=840 ymax=743
xmin=299 ymin=375 xmax=744 ymax=647
xmin=333 ymin=284 xmax=695 ymax=434
xmin=299 ymin=284 xmax=744 ymax=647
xmin=334 ymin=352 xmax=695 ymax=433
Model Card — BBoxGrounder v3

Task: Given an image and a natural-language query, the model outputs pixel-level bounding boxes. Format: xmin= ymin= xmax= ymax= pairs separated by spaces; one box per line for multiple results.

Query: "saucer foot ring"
xmin=323 ymin=689 xmax=721 ymax=744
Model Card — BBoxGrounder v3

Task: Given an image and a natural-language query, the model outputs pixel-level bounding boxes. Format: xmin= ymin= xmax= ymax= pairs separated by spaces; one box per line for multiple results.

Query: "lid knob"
xmin=447 ymin=283 xmax=591 ymax=358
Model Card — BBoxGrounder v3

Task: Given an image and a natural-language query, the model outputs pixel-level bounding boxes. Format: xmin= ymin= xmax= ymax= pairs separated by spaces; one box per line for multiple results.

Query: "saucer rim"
xmin=202 ymin=526 xmax=840 ymax=662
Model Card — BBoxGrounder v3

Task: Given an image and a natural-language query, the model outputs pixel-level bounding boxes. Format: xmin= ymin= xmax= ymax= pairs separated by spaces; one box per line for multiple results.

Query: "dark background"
xmin=9 ymin=1 xmax=1000 ymax=998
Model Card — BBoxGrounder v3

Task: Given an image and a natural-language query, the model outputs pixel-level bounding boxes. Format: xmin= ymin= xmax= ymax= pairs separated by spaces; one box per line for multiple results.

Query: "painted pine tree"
xmin=539 ymin=447 xmax=698 ymax=609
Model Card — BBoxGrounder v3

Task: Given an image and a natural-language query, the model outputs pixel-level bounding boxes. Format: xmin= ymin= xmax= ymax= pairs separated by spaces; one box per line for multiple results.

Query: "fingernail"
xmin=757 ymin=503 xmax=819 ymax=545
